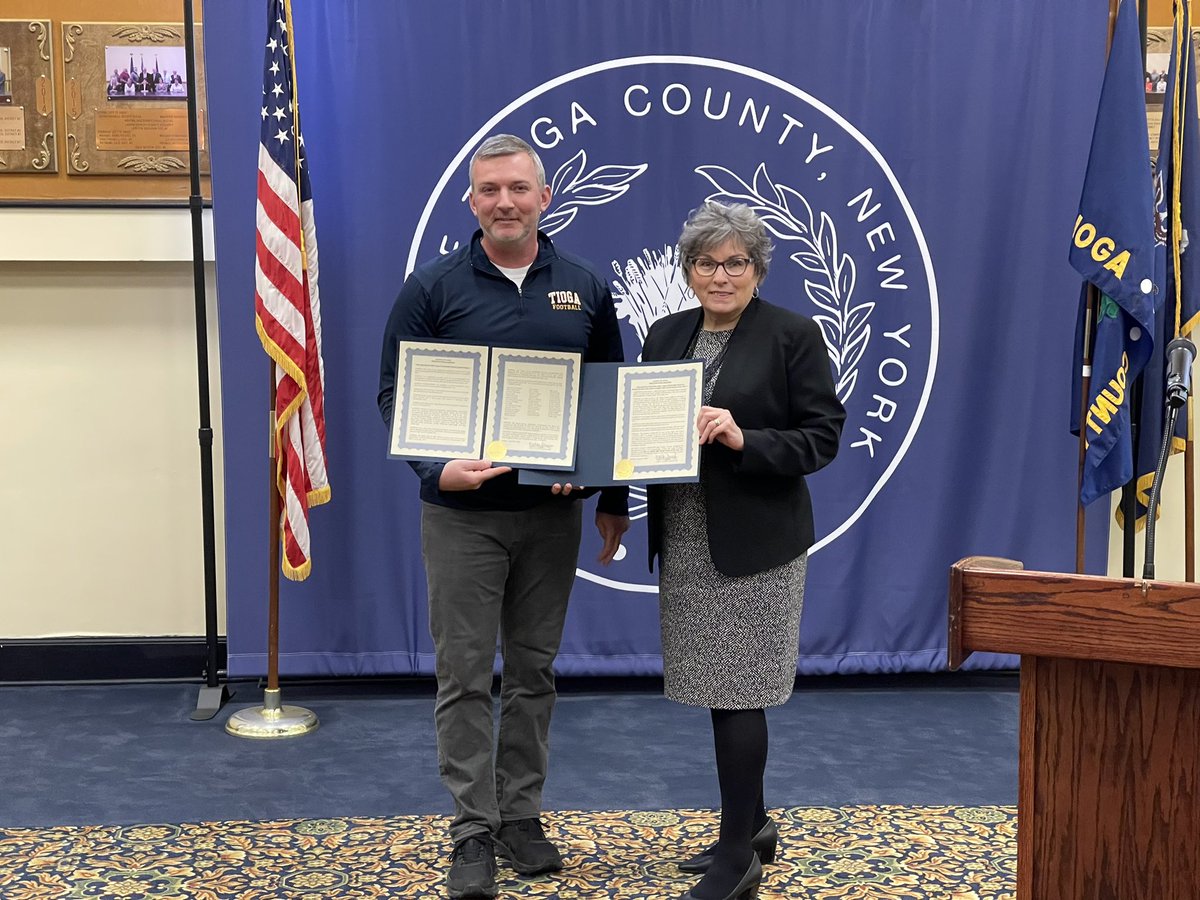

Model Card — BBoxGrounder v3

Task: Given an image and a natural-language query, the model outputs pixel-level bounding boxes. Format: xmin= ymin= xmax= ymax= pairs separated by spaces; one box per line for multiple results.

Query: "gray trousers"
xmin=420 ymin=500 xmax=583 ymax=842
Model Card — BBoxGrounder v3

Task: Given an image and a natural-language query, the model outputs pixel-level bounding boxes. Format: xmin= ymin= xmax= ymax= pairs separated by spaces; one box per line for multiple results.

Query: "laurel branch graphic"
xmin=540 ymin=150 xmax=647 ymax=237
xmin=117 ymin=155 xmax=186 ymax=173
xmin=696 ymin=163 xmax=871 ymax=403
xmin=110 ymin=26 xmax=181 ymax=43
xmin=533 ymin=149 xmax=649 ymax=524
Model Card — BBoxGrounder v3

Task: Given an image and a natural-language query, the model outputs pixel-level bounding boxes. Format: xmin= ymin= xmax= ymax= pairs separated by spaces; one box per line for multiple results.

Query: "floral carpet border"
xmin=0 ymin=805 xmax=1017 ymax=899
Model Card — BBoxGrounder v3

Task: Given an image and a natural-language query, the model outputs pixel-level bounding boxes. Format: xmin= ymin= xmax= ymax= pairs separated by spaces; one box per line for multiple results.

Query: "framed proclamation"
xmin=0 ymin=20 xmax=57 ymax=174
xmin=388 ymin=341 xmax=490 ymax=462
xmin=519 ymin=361 xmax=703 ymax=488
xmin=60 ymin=21 xmax=207 ymax=177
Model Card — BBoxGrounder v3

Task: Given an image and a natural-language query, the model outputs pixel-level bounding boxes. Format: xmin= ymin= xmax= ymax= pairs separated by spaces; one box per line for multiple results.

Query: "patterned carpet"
xmin=0 ymin=806 xmax=1016 ymax=899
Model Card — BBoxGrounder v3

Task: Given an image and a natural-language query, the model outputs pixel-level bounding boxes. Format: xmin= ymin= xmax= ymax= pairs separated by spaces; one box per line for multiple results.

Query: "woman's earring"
xmin=752 ymin=285 xmax=760 ymax=299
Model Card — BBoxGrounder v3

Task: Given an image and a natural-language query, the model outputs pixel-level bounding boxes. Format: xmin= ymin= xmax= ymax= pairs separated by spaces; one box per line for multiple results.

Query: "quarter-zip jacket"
xmin=379 ymin=229 xmax=629 ymax=515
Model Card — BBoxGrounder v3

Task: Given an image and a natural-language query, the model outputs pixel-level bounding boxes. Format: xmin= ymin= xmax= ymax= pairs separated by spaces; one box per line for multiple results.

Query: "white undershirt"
xmin=495 ymin=263 xmax=531 ymax=290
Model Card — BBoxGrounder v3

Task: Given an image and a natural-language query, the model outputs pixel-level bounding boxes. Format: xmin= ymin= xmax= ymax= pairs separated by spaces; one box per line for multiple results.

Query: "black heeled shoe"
xmin=678 ymin=817 xmax=778 ymax=874
xmin=678 ymin=855 xmax=762 ymax=900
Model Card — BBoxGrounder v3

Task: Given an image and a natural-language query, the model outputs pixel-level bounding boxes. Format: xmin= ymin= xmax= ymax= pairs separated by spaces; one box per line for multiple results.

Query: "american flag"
xmin=254 ymin=0 xmax=330 ymax=581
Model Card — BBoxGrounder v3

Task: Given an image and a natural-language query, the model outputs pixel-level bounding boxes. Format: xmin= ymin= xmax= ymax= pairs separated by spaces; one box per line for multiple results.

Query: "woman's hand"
xmin=697 ymin=406 xmax=744 ymax=451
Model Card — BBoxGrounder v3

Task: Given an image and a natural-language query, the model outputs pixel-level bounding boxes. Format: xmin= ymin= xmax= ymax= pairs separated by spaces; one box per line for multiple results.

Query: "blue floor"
xmin=0 ymin=674 xmax=1017 ymax=828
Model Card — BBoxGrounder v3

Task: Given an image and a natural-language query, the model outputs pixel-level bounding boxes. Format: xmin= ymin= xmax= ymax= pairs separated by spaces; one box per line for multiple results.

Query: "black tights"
xmin=691 ymin=707 xmax=768 ymax=899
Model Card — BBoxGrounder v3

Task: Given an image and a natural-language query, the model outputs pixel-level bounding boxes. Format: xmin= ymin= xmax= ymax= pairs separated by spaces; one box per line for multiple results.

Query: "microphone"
xmin=1166 ymin=337 xmax=1197 ymax=408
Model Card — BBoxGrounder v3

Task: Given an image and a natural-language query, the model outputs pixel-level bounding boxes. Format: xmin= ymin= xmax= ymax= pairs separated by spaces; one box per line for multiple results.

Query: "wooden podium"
xmin=948 ymin=557 xmax=1200 ymax=899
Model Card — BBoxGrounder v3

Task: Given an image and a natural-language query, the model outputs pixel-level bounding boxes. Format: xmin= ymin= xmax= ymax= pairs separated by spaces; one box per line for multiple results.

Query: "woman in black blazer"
xmin=642 ymin=202 xmax=844 ymax=900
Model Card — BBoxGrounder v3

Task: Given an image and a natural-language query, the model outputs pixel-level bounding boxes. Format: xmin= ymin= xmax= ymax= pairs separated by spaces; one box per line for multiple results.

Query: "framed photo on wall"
xmin=0 ymin=20 xmax=57 ymax=174
xmin=61 ymin=21 xmax=207 ymax=177
xmin=1144 ymin=26 xmax=1200 ymax=153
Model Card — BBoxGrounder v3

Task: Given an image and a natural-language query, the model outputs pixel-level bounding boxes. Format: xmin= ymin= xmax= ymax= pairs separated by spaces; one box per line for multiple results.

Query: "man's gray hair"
xmin=469 ymin=134 xmax=546 ymax=191
xmin=678 ymin=201 xmax=773 ymax=282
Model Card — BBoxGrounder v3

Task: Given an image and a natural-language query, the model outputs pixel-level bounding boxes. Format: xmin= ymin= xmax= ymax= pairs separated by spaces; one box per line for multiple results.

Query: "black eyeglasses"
xmin=691 ymin=256 xmax=752 ymax=277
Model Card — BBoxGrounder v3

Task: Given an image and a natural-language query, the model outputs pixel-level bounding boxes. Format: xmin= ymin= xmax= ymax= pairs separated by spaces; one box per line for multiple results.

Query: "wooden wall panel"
xmin=0 ymin=0 xmax=211 ymax=203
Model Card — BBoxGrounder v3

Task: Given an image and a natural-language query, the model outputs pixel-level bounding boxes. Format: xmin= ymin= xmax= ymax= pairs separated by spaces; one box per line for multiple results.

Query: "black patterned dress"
xmin=658 ymin=328 xmax=807 ymax=709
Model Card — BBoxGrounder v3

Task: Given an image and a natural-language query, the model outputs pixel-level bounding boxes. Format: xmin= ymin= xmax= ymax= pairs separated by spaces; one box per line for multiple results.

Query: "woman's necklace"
xmin=692 ymin=321 xmax=738 ymax=396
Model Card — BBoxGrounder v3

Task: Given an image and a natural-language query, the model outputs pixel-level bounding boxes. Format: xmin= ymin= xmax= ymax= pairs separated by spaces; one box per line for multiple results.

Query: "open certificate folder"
xmin=387 ymin=341 xmax=582 ymax=470
xmin=519 ymin=360 xmax=703 ymax=488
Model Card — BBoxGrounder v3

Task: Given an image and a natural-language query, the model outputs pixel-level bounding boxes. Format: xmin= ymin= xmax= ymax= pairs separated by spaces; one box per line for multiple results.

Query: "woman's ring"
xmin=714 ymin=417 xmax=723 ymax=426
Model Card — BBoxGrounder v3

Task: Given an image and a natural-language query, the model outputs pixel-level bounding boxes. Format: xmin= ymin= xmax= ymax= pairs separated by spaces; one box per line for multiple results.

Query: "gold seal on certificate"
xmin=615 ymin=459 xmax=635 ymax=479
xmin=483 ymin=347 xmax=581 ymax=469
xmin=485 ymin=440 xmax=508 ymax=461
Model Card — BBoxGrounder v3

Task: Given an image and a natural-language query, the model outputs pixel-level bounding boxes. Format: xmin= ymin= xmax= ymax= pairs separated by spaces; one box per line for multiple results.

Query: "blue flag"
xmin=1123 ymin=1 xmax=1200 ymax=528
xmin=1070 ymin=0 xmax=1161 ymax=506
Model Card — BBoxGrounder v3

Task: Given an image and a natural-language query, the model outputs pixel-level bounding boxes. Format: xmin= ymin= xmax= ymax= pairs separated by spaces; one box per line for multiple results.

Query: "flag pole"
xmin=1122 ymin=396 xmax=1142 ymax=576
xmin=1184 ymin=0 xmax=1196 ymax=581
xmin=1077 ymin=0 xmax=1124 ymax=574
xmin=268 ymin=387 xmax=281 ymax=695
xmin=1077 ymin=286 xmax=1097 ymax=573
xmin=226 ymin=0 xmax=317 ymax=739
xmin=182 ymin=0 xmax=230 ymax=721
xmin=1187 ymin=404 xmax=1195 ymax=578
xmin=1120 ymin=0 xmax=1147 ymax=578
xmin=225 ymin=370 xmax=318 ymax=740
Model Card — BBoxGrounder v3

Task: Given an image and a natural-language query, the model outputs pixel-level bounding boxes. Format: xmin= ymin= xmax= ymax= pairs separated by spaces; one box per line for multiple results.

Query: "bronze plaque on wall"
xmin=61 ymin=21 xmax=208 ymax=176
xmin=0 ymin=20 xmax=57 ymax=173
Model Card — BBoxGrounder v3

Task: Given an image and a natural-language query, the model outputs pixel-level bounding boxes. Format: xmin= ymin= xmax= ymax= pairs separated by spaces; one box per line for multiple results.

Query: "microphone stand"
xmin=182 ymin=0 xmax=230 ymax=720
xmin=1143 ymin=338 xmax=1196 ymax=580
xmin=1142 ymin=405 xmax=1181 ymax=580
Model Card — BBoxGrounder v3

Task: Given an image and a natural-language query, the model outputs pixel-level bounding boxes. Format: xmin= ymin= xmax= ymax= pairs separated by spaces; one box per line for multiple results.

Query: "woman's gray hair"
xmin=678 ymin=201 xmax=773 ymax=283
xmin=469 ymin=134 xmax=546 ymax=191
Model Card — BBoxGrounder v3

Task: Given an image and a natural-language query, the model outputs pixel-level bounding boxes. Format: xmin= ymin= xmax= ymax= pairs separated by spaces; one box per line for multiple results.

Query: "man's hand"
xmin=595 ymin=511 xmax=630 ymax=565
xmin=438 ymin=458 xmax=513 ymax=491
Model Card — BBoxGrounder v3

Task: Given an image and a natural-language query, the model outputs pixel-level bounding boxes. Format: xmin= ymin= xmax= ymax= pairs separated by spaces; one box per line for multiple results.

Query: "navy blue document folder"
xmin=518 ymin=361 xmax=701 ymax=488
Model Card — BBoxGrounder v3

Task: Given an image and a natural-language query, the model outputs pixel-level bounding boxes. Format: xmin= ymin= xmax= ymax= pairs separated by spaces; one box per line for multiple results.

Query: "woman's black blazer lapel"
xmin=644 ymin=298 xmax=764 ymax=370
xmin=706 ymin=298 xmax=762 ymax=409
xmin=647 ymin=306 xmax=703 ymax=362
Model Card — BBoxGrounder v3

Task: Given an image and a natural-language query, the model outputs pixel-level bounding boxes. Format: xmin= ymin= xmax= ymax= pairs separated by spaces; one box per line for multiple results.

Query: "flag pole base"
xmin=225 ymin=687 xmax=318 ymax=739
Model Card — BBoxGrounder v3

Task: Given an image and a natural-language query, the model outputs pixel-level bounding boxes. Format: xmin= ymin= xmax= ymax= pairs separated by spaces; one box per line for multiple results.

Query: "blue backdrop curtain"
xmin=204 ymin=0 xmax=1110 ymax=677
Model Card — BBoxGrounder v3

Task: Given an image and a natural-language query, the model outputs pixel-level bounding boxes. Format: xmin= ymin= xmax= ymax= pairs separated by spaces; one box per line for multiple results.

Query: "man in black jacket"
xmin=378 ymin=134 xmax=629 ymax=900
